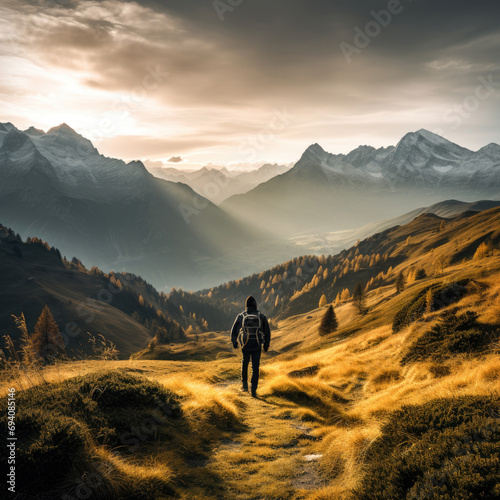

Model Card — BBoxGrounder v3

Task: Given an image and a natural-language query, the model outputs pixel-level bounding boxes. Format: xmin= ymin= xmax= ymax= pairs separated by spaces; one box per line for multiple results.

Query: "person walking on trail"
xmin=231 ymin=296 xmax=271 ymax=398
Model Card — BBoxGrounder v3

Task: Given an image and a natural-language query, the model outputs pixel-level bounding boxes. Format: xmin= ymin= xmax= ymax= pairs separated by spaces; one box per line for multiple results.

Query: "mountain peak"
xmin=24 ymin=126 xmax=45 ymax=136
xmin=396 ymin=129 xmax=472 ymax=154
xmin=42 ymin=123 xmax=97 ymax=155
xmin=305 ymin=143 xmax=326 ymax=154
xmin=477 ymin=143 xmax=500 ymax=156
xmin=415 ymin=128 xmax=442 ymax=140
xmin=47 ymin=123 xmax=80 ymax=136
xmin=301 ymin=143 xmax=327 ymax=164
xmin=1 ymin=128 xmax=31 ymax=152
xmin=0 ymin=122 xmax=16 ymax=132
xmin=401 ymin=129 xmax=448 ymax=144
xmin=127 ymin=160 xmax=149 ymax=174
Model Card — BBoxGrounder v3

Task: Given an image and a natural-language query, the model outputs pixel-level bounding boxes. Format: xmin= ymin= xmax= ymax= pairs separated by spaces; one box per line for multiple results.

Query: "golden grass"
xmin=246 ymin=257 xmax=500 ymax=497
xmin=94 ymin=446 xmax=176 ymax=485
xmin=2 ymin=252 xmax=499 ymax=499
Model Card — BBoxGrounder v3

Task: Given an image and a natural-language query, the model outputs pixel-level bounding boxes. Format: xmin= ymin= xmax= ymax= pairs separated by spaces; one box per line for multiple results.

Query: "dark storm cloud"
xmin=25 ymin=0 xmax=499 ymax=105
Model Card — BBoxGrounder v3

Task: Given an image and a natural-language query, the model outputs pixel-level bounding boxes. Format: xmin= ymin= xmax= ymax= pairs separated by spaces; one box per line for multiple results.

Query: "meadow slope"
xmin=1 ymin=240 xmax=500 ymax=499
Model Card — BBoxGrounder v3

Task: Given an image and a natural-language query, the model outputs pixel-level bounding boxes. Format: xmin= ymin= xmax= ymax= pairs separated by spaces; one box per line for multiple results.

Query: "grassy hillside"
xmin=1 ymin=225 xmax=499 ymax=499
xmin=3 ymin=206 xmax=497 ymax=361
xmin=201 ymin=207 xmax=500 ymax=322
xmin=0 ymin=226 xmax=239 ymax=358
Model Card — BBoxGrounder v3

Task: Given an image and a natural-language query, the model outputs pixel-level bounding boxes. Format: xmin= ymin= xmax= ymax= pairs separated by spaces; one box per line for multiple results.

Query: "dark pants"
xmin=241 ymin=350 xmax=261 ymax=390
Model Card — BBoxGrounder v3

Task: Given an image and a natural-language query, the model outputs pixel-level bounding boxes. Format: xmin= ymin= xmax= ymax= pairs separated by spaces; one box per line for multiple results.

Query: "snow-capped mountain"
xmin=222 ymin=129 xmax=500 ymax=235
xmin=0 ymin=123 xmax=282 ymax=289
xmin=0 ymin=123 xmax=149 ymax=201
xmin=286 ymin=129 xmax=500 ymax=189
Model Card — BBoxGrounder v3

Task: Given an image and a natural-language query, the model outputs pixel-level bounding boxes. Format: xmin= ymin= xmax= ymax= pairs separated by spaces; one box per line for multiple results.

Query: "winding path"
xmin=205 ymin=382 xmax=325 ymax=499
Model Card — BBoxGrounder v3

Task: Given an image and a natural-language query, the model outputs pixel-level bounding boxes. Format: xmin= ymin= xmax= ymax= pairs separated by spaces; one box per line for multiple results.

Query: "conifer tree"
xmin=31 ymin=306 xmax=65 ymax=364
xmin=395 ymin=271 xmax=405 ymax=294
xmin=318 ymin=305 xmax=338 ymax=336
xmin=319 ymin=294 xmax=327 ymax=307
xmin=353 ymin=282 xmax=365 ymax=313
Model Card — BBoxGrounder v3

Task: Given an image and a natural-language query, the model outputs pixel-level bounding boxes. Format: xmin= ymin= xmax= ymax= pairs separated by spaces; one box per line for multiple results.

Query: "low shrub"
xmin=428 ymin=363 xmax=452 ymax=378
xmin=355 ymin=395 xmax=500 ymax=500
xmin=15 ymin=409 xmax=89 ymax=489
xmin=0 ymin=371 xmax=182 ymax=498
xmin=402 ymin=310 xmax=497 ymax=364
xmin=392 ymin=280 xmax=470 ymax=333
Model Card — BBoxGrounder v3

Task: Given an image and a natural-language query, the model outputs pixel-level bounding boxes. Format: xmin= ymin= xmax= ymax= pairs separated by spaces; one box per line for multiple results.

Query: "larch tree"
xmin=353 ymin=282 xmax=365 ymax=313
xmin=435 ymin=254 xmax=448 ymax=274
xmin=473 ymin=240 xmax=494 ymax=260
xmin=395 ymin=271 xmax=406 ymax=294
xmin=319 ymin=294 xmax=328 ymax=307
xmin=31 ymin=306 xmax=66 ymax=364
xmin=318 ymin=305 xmax=338 ymax=336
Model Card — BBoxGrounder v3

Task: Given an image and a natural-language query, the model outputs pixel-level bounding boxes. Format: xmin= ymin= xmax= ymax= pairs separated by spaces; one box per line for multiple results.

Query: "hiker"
xmin=231 ymin=296 xmax=271 ymax=397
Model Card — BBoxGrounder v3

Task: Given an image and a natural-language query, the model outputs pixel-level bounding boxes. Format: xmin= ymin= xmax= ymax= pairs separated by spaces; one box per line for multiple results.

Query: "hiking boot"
xmin=241 ymin=383 xmax=248 ymax=392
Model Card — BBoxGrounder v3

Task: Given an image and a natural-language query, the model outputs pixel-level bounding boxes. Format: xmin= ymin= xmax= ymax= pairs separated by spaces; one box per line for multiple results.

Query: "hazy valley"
xmin=2 ymin=122 xmax=500 ymax=291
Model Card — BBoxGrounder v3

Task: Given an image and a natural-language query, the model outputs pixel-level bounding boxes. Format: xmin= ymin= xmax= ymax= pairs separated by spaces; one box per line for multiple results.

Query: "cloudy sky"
xmin=1 ymin=0 xmax=499 ymax=169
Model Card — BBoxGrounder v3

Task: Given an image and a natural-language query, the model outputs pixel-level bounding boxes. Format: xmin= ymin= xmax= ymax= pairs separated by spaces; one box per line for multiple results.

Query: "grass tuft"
xmin=355 ymin=395 xmax=500 ymax=500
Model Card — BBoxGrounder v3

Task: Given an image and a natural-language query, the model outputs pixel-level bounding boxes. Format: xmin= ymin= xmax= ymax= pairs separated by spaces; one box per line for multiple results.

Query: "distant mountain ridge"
xmin=147 ymin=162 xmax=290 ymax=204
xmin=222 ymin=129 xmax=500 ymax=235
xmin=3 ymin=123 xmax=499 ymax=290
xmin=290 ymin=199 xmax=500 ymax=255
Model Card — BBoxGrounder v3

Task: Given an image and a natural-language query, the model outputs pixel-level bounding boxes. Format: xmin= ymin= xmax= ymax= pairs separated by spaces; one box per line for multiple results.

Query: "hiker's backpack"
xmin=237 ymin=311 xmax=265 ymax=348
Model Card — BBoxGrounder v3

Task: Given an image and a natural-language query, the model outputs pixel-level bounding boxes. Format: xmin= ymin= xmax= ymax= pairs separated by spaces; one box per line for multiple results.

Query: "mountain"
xmin=0 ymin=123 xmax=285 ymax=290
xmin=147 ymin=162 xmax=290 ymax=204
xmin=221 ymin=130 xmax=500 ymax=236
xmin=232 ymin=163 xmax=291 ymax=184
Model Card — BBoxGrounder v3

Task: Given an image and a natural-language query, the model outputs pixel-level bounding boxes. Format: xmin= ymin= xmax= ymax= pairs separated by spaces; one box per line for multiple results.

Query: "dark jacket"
xmin=231 ymin=307 xmax=271 ymax=352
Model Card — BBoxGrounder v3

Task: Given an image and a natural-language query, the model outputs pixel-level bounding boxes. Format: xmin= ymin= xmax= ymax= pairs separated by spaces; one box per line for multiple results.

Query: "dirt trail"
xmin=205 ymin=381 xmax=325 ymax=499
